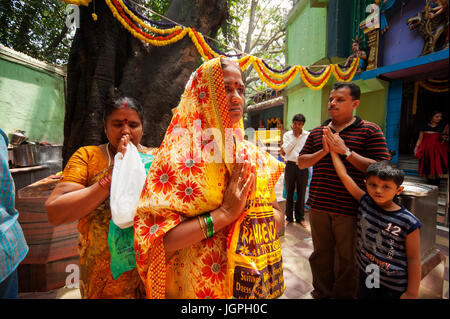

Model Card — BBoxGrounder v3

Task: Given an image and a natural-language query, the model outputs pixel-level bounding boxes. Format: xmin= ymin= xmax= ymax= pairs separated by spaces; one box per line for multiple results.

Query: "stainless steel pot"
xmin=13 ymin=143 xmax=39 ymax=167
xmin=8 ymin=130 xmax=28 ymax=146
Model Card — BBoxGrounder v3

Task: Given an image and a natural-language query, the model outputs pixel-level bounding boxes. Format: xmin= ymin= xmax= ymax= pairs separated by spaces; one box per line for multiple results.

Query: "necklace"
xmin=106 ymin=142 xmax=112 ymax=167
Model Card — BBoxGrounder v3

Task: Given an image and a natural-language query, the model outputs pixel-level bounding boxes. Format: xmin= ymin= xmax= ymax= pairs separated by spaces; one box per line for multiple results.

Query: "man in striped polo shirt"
xmin=297 ymin=82 xmax=389 ymax=299
xmin=0 ymin=128 xmax=29 ymax=298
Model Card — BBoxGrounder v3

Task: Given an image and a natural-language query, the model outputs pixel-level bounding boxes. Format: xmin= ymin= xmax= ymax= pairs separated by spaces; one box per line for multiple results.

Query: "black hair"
xmin=332 ymin=82 xmax=361 ymax=101
xmin=366 ymin=161 xmax=405 ymax=187
xmin=103 ymin=92 xmax=144 ymax=124
xmin=429 ymin=109 xmax=443 ymax=120
xmin=292 ymin=113 xmax=306 ymax=123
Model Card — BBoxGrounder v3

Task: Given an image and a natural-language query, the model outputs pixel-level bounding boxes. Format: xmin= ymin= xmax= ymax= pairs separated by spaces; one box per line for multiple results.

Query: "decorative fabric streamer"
xmin=62 ymin=0 xmax=359 ymax=89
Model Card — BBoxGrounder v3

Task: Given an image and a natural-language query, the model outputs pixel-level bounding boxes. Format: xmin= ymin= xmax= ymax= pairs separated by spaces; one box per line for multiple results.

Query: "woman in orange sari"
xmin=134 ymin=57 xmax=286 ymax=299
xmin=45 ymin=95 xmax=153 ymax=298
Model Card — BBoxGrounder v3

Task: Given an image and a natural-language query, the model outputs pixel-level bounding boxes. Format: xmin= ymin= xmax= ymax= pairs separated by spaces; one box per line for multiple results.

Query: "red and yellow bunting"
xmin=251 ymin=57 xmax=299 ymax=90
xmin=188 ymin=29 xmax=219 ymax=61
xmin=106 ymin=0 xmax=189 ymax=46
xmin=331 ymin=58 xmax=359 ymax=82
xmin=237 ymin=56 xmax=253 ymax=71
xmin=61 ymin=0 xmax=92 ymax=6
xmin=61 ymin=0 xmax=360 ymax=89
xmin=298 ymin=65 xmax=332 ymax=90
xmin=116 ymin=0 xmax=182 ymax=35
xmin=418 ymin=78 xmax=449 ymax=93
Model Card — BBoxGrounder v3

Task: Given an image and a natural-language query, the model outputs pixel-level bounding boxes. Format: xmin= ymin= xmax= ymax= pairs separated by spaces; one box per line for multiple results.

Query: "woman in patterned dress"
xmin=45 ymin=95 xmax=152 ymax=298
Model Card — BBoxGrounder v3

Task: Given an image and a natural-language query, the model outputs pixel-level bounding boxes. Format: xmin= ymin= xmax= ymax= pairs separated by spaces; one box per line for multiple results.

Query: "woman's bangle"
xmin=202 ymin=213 xmax=214 ymax=238
xmin=197 ymin=216 xmax=208 ymax=239
xmin=206 ymin=214 xmax=214 ymax=238
xmin=98 ymin=174 xmax=112 ymax=189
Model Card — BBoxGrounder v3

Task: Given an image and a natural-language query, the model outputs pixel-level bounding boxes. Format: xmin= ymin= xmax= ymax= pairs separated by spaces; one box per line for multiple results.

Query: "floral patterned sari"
xmin=134 ymin=57 xmax=285 ymax=299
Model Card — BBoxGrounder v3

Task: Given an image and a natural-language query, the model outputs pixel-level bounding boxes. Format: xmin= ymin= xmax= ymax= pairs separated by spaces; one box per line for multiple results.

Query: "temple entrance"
xmin=399 ymin=80 xmax=449 ymax=156
xmin=398 ymin=78 xmax=449 ymax=228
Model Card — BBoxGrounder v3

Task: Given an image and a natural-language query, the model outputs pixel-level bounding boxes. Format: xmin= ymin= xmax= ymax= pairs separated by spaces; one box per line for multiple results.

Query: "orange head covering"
xmin=134 ymin=57 xmax=285 ymax=299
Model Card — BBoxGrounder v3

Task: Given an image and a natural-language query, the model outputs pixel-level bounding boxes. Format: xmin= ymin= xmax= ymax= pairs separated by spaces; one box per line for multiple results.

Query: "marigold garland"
xmin=253 ymin=61 xmax=298 ymax=86
xmin=62 ymin=0 xmax=360 ymax=90
xmin=252 ymin=59 xmax=299 ymax=90
xmin=61 ymin=0 xmax=92 ymax=6
xmin=418 ymin=80 xmax=449 ymax=93
xmin=237 ymin=56 xmax=254 ymax=71
xmin=117 ymin=0 xmax=182 ymax=35
xmin=331 ymin=58 xmax=359 ymax=82
xmin=106 ymin=0 xmax=189 ymax=46
xmin=188 ymin=29 xmax=219 ymax=61
xmin=298 ymin=65 xmax=332 ymax=90
xmin=253 ymin=57 xmax=294 ymax=80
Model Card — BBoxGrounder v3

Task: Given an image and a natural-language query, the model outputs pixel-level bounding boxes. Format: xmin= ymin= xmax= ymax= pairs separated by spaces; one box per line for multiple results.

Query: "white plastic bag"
xmin=110 ymin=143 xmax=147 ymax=229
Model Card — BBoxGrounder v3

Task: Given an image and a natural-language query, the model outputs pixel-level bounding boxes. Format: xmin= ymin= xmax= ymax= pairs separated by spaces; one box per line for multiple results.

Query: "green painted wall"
xmin=286 ymin=1 xmax=328 ymax=67
xmin=286 ymin=86 xmax=324 ymax=131
xmin=354 ymin=78 xmax=389 ymax=133
xmin=0 ymin=47 xmax=66 ymax=144
xmin=285 ymin=1 xmax=329 ymax=129
xmin=285 ymin=1 xmax=389 ymax=132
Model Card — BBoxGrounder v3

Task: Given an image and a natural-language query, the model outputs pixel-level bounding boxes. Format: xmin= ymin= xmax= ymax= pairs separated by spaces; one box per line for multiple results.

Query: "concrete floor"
xmin=279 ymin=213 xmax=449 ymax=299
xmin=19 ymin=173 xmax=449 ymax=299
xmin=19 ymin=213 xmax=448 ymax=300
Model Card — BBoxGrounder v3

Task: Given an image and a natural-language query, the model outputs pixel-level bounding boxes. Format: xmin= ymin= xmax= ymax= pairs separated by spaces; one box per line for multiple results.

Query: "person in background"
xmin=297 ymin=82 xmax=390 ymax=299
xmin=344 ymin=39 xmax=367 ymax=74
xmin=414 ymin=110 xmax=449 ymax=187
xmin=45 ymin=95 xmax=153 ymax=299
xmin=0 ymin=128 xmax=29 ymax=299
xmin=328 ymin=133 xmax=421 ymax=299
xmin=281 ymin=114 xmax=310 ymax=228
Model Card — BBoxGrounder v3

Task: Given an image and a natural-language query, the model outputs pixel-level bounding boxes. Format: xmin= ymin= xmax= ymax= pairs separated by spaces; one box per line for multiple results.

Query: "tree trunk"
xmin=63 ymin=0 xmax=228 ymax=165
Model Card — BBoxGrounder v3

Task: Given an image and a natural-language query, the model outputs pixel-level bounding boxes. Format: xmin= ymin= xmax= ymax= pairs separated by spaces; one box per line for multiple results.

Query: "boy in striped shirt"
xmin=327 ymin=126 xmax=422 ymax=299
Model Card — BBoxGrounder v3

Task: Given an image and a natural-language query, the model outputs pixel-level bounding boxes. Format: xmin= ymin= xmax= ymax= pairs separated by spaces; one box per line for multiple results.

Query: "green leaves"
xmin=0 ymin=0 xmax=71 ymax=65
xmin=0 ymin=0 xmax=171 ymax=65
xmin=217 ymin=0 xmax=291 ymax=96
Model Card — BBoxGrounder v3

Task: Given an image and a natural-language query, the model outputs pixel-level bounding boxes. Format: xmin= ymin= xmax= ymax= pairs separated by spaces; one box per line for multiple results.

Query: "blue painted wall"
xmin=382 ymin=0 xmax=429 ymax=66
xmin=385 ymin=80 xmax=403 ymax=164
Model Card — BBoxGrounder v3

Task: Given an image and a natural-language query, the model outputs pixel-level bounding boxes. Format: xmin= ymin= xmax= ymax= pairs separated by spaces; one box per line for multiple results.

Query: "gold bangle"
xmin=197 ymin=216 xmax=208 ymax=239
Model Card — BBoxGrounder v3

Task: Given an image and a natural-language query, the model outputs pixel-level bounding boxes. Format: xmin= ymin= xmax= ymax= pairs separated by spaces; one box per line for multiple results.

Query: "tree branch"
xmin=244 ymin=0 xmax=258 ymax=53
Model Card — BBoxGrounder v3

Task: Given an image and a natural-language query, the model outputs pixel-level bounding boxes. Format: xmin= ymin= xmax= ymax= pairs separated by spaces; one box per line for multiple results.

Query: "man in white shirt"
xmin=281 ymin=114 xmax=310 ymax=228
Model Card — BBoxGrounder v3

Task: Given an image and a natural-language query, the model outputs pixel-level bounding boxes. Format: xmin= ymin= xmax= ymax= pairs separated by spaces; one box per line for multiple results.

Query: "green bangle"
xmin=203 ymin=214 xmax=214 ymax=238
